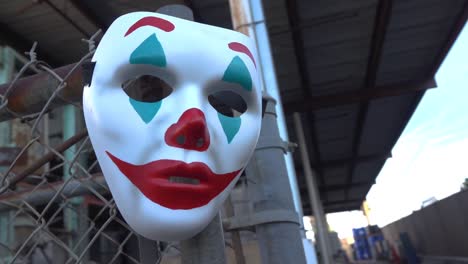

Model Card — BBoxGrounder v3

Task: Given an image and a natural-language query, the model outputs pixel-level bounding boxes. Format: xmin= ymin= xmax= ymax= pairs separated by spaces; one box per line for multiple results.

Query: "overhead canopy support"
xmin=428 ymin=0 xmax=468 ymax=77
xmin=0 ymin=22 xmax=61 ymax=66
xmin=69 ymin=0 xmax=107 ymax=30
xmin=283 ymin=78 xmax=436 ymax=113
xmin=345 ymin=0 xmax=393 ymax=199
xmin=299 ymin=182 xmax=374 ymax=196
xmin=320 ymin=182 xmax=373 ymax=192
xmin=285 ymin=0 xmax=310 ymax=97
xmin=316 ymin=152 xmax=391 ymax=169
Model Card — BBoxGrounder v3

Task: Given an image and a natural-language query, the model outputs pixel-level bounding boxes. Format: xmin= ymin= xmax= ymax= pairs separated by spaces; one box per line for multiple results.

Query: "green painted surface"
xmin=63 ymin=105 xmax=76 ymax=179
xmin=130 ymin=34 xmax=166 ymax=67
xmin=222 ymin=56 xmax=252 ymax=91
xmin=0 ymin=213 xmax=8 ymax=245
xmin=217 ymin=113 xmax=241 ymax=143
xmin=0 ymin=47 xmax=15 ymax=147
xmin=0 ymin=47 xmax=19 ymax=251
xmin=63 ymin=104 xmax=86 ymax=255
xmin=129 ymin=98 xmax=162 ymax=123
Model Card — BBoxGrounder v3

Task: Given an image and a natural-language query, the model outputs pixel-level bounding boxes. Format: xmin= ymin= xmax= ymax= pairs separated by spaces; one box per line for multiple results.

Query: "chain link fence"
xmin=0 ymin=31 xmax=183 ymax=264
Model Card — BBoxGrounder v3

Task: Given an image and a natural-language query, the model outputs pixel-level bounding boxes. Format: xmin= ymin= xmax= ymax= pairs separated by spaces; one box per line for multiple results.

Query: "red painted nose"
xmin=165 ymin=108 xmax=210 ymax=151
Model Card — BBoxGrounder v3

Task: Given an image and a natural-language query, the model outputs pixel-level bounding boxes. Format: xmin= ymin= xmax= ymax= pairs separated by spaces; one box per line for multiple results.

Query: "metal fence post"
xmin=244 ymin=95 xmax=307 ymax=264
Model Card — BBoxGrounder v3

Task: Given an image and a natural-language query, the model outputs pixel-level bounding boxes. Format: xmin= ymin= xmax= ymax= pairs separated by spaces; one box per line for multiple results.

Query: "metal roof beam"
xmin=285 ymin=0 xmax=310 ymax=97
xmin=303 ymin=203 xmax=361 ymax=214
xmin=323 ymin=199 xmax=363 ymax=206
xmin=43 ymin=0 xmax=91 ymax=38
xmin=284 ymin=0 xmax=326 ymax=201
xmin=0 ymin=22 xmax=62 ymax=66
xmin=324 ymin=205 xmax=361 ymax=214
xmin=296 ymin=152 xmax=390 ymax=174
xmin=69 ymin=0 xmax=107 ymax=30
xmin=363 ymin=0 xmax=393 ymax=90
xmin=345 ymin=0 xmax=393 ymax=200
xmin=428 ymin=0 xmax=468 ymax=77
xmin=298 ymin=199 xmax=363 ymax=207
xmin=299 ymin=181 xmax=373 ymax=194
xmin=318 ymin=152 xmax=391 ymax=169
xmin=283 ymin=78 xmax=436 ymax=113
xmin=320 ymin=182 xmax=372 ymax=192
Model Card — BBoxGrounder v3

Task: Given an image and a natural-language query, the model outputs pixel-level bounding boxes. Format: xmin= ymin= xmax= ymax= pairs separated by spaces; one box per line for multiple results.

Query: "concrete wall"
xmin=382 ymin=190 xmax=468 ymax=257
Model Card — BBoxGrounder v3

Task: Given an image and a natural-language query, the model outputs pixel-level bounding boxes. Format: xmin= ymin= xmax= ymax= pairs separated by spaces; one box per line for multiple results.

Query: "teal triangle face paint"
xmin=129 ymin=98 xmax=162 ymax=123
xmin=222 ymin=56 xmax=252 ymax=91
xmin=217 ymin=113 xmax=241 ymax=143
xmin=130 ymin=34 xmax=167 ymax=67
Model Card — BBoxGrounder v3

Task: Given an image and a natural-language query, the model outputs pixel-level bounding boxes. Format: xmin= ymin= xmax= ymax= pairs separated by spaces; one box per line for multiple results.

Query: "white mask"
xmin=83 ymin=12 xmax=262 ymax=241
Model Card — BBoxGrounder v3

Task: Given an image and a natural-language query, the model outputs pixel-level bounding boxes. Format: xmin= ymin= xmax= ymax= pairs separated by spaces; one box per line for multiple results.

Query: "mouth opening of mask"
xmin=168 ymin=176 xmax=200 ymax=185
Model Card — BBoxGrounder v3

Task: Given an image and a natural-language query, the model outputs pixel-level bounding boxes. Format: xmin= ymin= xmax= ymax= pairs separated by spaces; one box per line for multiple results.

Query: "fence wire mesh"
xmin=0 ymin=32 xmax=179 ymax=264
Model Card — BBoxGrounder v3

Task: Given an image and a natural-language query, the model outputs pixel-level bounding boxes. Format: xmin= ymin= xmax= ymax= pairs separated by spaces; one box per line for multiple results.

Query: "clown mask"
xmin=83 ymin=12 xmax=261 ymax=241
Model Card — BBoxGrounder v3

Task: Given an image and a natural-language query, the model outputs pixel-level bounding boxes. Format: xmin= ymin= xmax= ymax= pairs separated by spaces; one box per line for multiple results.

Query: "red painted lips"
xmin=106 ymin=151 xmax=241 ymax=209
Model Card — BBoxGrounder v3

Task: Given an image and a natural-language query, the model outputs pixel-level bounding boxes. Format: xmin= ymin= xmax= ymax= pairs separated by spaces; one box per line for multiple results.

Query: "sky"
xmin=325 ymin=24 xmax=468 ymax=239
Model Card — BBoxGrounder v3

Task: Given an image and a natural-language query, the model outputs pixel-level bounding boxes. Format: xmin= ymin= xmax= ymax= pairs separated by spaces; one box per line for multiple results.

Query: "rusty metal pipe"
xmin=0 ymin=63 xmax=83 ymax=122
xmin=8 ymin=130 xmax=88 ymax=187
xmin=0 ymin=173 xmax=107 ymax=212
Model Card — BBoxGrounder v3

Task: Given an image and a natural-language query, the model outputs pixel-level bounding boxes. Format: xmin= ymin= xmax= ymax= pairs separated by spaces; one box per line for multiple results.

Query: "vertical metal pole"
xmin=155 ymin=5 xmax=226 ymax=264
xmin=229 ymin=1 xmax=315 ymax=263
xmin=229 ymin=0 xmax=304 ymax=228
xmin=180 ymin=214 xmax=226 ymax=264
xmin=245 ymin=96 xmax=306 ymax=264
xmin=224 ymin=197 xmax=246 ymax=264
xmin=293 ymin=112 xmax=332 ymax=264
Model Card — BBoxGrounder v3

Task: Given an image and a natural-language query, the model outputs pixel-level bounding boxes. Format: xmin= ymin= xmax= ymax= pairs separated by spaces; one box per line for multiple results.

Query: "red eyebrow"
xmin=228 ymin=42 xmax=256 ymax=68
xmin=125 ymin=16 xmax=175 ymax=37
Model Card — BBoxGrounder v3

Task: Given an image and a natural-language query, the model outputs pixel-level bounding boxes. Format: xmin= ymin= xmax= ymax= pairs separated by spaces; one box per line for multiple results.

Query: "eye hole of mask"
xmin=208 ymin=91 xmax=247 ymax=117
xmin=122 ymin=75 xmax=172 ymax=102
